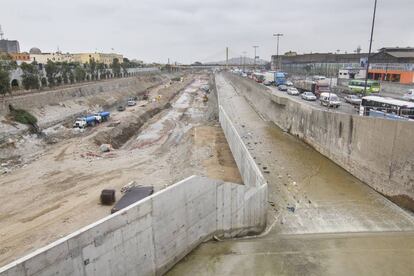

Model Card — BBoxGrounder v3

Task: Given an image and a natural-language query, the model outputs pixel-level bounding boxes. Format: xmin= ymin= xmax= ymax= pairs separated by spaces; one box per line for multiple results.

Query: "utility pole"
xmin=253 ymin=46 xmax=259 ymax=70
xmin=0 ymin=25 xmax=4 ymax=40
xmin=273 ymin=33 xmax=283 ymax=71
xmin=363 ymin=0 xmax=378 ymax=96
xmin=225 ymin=47 xmax=229 ymax=70
xmin=242 ymin=51 xmax=247 ymax=72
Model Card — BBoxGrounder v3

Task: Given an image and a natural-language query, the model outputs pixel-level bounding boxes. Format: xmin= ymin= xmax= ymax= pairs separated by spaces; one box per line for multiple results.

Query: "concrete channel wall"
xmin=0 ymin=104 xmax=267 ymax=276
xmin=226 ymin=73 xmax=414 ymax=209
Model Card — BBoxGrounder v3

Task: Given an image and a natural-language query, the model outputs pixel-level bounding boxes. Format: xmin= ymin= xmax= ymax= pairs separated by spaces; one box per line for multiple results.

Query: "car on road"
xmin=285 ymin=81 xmax=294 ymax=86
xmin=287 ymin=87 xmax=300 ymax=95
xmin=278 ymin=85 xmax=288 ymax=92
xmin=301 ymin=92 xmax=317 ymax=101
xmin=127 ymin=99 xmax=137 ymax=106
xmin=344 ymin=95 xmax=362 ymax=106
xmin=320 ymin=93 xmax=341 ymax=108
xmin=117 ymin=105 xmax=126 ymax=112
xmin=201 ymin=85 xmax=210 ymax=93
xmin=403 ymin=89 xmax=414 ymax=102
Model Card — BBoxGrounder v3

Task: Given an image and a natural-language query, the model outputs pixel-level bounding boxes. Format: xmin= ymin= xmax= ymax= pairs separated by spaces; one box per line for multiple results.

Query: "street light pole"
xmin=242 ymin=51 xmax=247 ymax=72
xmin=363 ymin=0 xmax=378 ymax=96
xmin=273 ymin=33 xmax=283 ymax=71
xmin=253 ymin=46 xmax=259 ymax=70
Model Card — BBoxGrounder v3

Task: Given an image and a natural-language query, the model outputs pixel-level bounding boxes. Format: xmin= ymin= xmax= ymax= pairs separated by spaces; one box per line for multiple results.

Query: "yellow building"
xmin=72 ymin=53 xmax=123 ymax=65
xmin=30 ymin=52 xmax=74 ymax=64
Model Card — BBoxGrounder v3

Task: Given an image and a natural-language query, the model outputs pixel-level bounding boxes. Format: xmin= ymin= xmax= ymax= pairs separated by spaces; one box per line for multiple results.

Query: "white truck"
xmin=263 ymin=71 xmax=276 ymax=85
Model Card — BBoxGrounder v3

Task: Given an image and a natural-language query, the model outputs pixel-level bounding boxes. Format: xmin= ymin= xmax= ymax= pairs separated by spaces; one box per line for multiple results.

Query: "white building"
xmin=338 ymin=68 xmax=366 ymax=79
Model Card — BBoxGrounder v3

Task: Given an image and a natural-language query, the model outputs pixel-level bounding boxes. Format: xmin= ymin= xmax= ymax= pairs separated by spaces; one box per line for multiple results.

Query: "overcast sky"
xmin=1 ymin=0 xmax=413 ymax=64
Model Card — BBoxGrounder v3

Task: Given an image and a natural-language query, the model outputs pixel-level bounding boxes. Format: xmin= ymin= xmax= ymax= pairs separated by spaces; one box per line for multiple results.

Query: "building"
xmin=72 ymin=53 xmax=123 ymax=66
xmin=9 ymin=52 xmax=30 ymax=64
xmin=338 ymin=68 xmax=366 ymax=79
xmin=273 ymin=47 xmax=414 ymax=84
xmin=272 ymin=52 xmax=367 ymax=77
xmin=0 ymin=39 xmax=20 ymax=53
xmin=368 ymin=47 xmax=414 ymax=84
xmin=30 ymin=52 xmax=75 ymax=64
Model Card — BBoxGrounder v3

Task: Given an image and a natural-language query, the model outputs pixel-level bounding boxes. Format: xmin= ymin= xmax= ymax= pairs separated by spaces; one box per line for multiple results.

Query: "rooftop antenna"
xmin=0 ymin=25 xmax=4 ymax=40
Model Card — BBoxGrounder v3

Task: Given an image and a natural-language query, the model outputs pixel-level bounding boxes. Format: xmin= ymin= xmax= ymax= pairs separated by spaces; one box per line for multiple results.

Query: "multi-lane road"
xmin=268 ymin=85 xmax=359 ymax=115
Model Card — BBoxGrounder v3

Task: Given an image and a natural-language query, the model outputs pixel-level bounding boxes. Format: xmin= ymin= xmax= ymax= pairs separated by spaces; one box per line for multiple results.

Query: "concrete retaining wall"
xmin=226 ymin=73 xmax=414 ymax=210
xmin=0 ymin=75 xmax=162 ymax=116
xmin=0 ymin=100 xmax=267 ymax=276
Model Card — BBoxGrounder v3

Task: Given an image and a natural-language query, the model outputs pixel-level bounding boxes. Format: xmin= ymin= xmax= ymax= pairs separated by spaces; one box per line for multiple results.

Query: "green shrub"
xmin=8 ymin=105 xmax=38 ymax=125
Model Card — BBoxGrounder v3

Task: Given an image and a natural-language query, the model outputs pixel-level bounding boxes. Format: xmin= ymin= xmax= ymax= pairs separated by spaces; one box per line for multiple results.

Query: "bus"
xmin=348 ymin=80 xmax=381 ymax=94
xmin=360 ymin=96 xmax=414 ymax=120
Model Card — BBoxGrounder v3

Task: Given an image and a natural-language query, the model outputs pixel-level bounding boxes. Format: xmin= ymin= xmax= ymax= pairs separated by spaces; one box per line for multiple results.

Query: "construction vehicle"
xmin=94 ymin=111 xmax=110 ymax=122
xmin=73 ymin=116 xmax=99 ymax=128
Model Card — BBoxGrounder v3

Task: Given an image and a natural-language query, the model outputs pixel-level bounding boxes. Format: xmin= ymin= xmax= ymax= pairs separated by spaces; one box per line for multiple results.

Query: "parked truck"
xmin=294 ymin=79 xmax=331 ymax=97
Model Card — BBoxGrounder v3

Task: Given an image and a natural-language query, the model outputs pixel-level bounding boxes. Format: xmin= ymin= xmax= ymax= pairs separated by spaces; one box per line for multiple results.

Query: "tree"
xmin=45 ymin=60 xmax=59 ymax=87
xmin=111 ymin=58 xmax=121 ymax=77
xmin=96 ymin=62 xmax=106 ymax=79
xmin=88 ymin=58 xmax=97 ymax=80
xmin=61 ymin=62 xmax=71 ymax=84
xmin=74 ymin=66 xmax=86 ymax=82
xmin=20 ymin=62 xmax=40 ymax=90
xmin=68 ymin=71 xmax=75 ymax=84
xmin=0 ymin=66 xmax=10 ymax=95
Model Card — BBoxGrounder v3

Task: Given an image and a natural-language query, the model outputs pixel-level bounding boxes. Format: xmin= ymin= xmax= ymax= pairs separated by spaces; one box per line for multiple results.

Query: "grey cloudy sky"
xmin=1 ymin=0 xmax=413 ymax=64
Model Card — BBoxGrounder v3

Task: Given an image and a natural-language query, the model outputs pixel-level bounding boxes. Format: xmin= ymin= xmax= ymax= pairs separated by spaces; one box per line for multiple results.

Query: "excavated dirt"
xmin=0 ymin=73 xmax=242 ymax=267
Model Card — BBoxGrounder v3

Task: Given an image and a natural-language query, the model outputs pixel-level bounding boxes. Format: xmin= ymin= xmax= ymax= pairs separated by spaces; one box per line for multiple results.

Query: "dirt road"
xmin=0 ymin=74 xmax=241 ymax=266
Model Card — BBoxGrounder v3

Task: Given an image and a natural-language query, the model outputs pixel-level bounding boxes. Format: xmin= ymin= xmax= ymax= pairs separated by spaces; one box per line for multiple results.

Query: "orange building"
xmin=369 ymin=47 xmax=414 ymax=84
xmin=9 ymin=52 xmax=31 ymax=63
xmin=368 ymin=68 xmax=414 ymax=84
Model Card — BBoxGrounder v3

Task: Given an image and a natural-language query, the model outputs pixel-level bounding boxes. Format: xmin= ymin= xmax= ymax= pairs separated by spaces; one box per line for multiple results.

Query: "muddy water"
xmin=166 ymin=73 xmax=414 ymax=275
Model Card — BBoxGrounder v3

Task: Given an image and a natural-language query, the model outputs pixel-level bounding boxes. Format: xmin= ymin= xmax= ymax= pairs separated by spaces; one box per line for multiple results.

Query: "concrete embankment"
xmin=225 ymin=72 xmax=414 ymax=211
xmin=0 ymin=84 xmax=268 ymax=275
xmin=0 ymin=75 xmax=165 ymax=116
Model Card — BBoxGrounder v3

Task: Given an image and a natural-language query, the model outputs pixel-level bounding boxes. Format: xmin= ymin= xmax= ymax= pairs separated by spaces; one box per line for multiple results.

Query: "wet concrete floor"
xmin=167 ymin=74 xmax=414 ymax=275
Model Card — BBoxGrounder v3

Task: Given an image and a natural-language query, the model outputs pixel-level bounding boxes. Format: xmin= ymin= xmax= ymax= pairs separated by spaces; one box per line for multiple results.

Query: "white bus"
xmin=360 ymin=96 xmax=414 ymax=120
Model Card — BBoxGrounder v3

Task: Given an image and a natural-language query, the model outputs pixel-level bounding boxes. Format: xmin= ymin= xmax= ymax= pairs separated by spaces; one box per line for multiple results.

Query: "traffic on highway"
xmin=231 ymin=69 xmax=414 ymax=119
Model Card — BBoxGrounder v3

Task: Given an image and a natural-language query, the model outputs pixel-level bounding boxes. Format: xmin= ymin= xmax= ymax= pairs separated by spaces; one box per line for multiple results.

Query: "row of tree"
xmin=0 ymin=57 xmax=139 ymax=94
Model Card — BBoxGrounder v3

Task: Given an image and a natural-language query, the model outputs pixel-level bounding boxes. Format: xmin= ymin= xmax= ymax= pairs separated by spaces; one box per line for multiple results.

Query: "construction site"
xmin=0 ymin=71 xmax=243 ymax=268
xmin=0 ymin=70 xmax=413 ymax=275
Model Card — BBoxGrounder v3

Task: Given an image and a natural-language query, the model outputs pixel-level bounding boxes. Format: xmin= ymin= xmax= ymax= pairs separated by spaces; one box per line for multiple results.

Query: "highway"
xmin=268 ymin=86 xmax=359 ymax=115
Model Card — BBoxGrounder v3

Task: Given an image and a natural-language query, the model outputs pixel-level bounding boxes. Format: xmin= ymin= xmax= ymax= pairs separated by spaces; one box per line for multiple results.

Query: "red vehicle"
xmin=252 ymin=72 xmax=265 ymax=83
xmin=294 ymin=79 xmax=331 ymax=97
